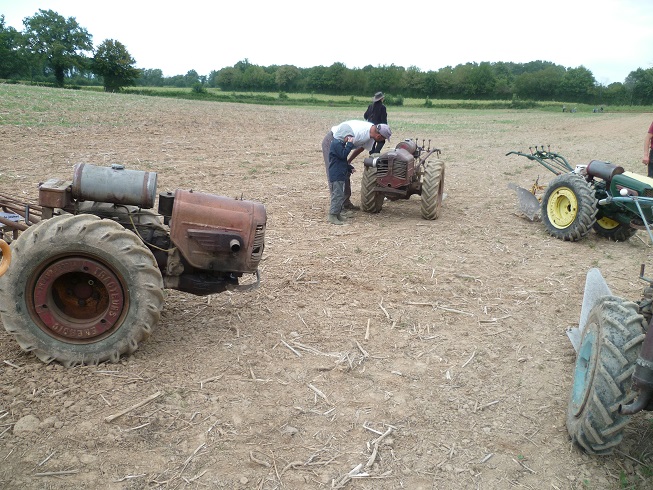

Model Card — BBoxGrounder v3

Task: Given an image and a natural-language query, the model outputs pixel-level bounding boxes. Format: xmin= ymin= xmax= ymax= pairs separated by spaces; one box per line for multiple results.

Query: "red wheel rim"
xmin=29 ymin=256 xmax=127 ymax=342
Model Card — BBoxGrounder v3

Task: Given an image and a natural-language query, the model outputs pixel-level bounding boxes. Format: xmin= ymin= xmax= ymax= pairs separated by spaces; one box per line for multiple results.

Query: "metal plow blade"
xmin=508 ymin=183 xmax=541 ymax=221
xmin=567 ymin=268 xmax=612 ymax=352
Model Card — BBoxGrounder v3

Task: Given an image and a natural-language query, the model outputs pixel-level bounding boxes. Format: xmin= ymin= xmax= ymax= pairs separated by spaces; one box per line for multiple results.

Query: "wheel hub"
xmin=547 ymin=187 xmax=578 ymax=229
xmin=31 ymin=257 xmax=126 ymax=341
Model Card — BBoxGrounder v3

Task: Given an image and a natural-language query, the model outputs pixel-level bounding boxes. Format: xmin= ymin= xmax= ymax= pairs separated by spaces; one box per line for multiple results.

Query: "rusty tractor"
xmin=0 ymin=163 xmax=266 ymax=366
xmin=360 ymin=139 xmax=445 ymax=220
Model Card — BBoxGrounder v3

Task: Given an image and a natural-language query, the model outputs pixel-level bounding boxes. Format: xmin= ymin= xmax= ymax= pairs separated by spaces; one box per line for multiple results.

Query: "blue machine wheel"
xmin=566 ymin=296 xmax=646 ymax=454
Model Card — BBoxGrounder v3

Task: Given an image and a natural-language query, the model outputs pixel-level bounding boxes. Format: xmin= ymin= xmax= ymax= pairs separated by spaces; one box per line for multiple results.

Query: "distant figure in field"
xmin=364 ymin=92 xmax=388 ymax=154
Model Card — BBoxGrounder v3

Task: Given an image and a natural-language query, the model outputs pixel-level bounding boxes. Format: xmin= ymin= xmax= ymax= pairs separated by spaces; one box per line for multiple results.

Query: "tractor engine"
xmin=38 ymin=163 xmax=266 ymax=296
xmin=364 ymin=139 xmax=425 ymax=198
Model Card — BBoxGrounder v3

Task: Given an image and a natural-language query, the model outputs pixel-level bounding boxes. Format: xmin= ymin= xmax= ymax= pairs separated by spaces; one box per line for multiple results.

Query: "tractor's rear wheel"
xmin=420 ymin=159 xmax=445 ymax=220
xmin=593 ymin=216 xmax=637 ymax=242
xmin=361 ymin=166 xmax=384 ymax=213
xmin=566 ymin=296 xmax=646 ymax=454
xmin=0 ymin=214 xmax=165 ymax=366
xmin=541 ymin=173 xmax=597 ymax=241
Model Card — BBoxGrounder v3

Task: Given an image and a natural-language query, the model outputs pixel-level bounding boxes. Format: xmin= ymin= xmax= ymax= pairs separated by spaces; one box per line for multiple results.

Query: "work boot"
xmin=340 ymin=210 xmax=355 ymax=218
xmin=327 ymin=214 xmax=345 ymax=225
xmin=343 ymin=202 xmax=360 ymax=210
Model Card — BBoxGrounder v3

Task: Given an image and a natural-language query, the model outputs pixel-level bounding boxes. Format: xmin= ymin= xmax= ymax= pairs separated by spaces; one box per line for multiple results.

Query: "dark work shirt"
xmin=364 ymin=102 xmax=387 ymax=125
xmin=328 ymin=139 xmax=354 ymax=182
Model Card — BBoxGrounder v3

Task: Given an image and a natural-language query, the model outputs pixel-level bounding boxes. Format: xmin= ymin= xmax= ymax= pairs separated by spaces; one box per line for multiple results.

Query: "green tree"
xmin=367 ymin=65 xmax=405 ymax=96
xmin=601 ymin=82 xmax=627 ymax=105
xmin=184 ymin=69 xmax=200 ymax=86
xmin=241 ymin=65 xmax=274 ymax=90
xmin=513 ymin=66 xmax=565 ymax=100
xmin=138 ymin=68 xmax=164 ymax=86
xmin=22 ymin=9 xmax=93 ymax=87
xmin=625 ymin=68 xmax=653 ymax=105
xmin=92 ymin=39 xmax=140 ymax=92
xmin=304 ymin=65 xmax=329 ymax=93
xmin=559 ymin=66 xmax=596 ymax=103
xmin=0 ymin=15 xmax=28 ymax=79
xmin=275 ymin=64 xmax=301 ymax=91
xmin=402 ymin=66 xmax=426 ymax=97
xmin=215 ymin=67 xmax=242 ymax=90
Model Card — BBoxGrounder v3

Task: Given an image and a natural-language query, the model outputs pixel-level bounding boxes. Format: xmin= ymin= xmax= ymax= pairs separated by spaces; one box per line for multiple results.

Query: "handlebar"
xmin=506 ymin=147 xmax=574 ymax=175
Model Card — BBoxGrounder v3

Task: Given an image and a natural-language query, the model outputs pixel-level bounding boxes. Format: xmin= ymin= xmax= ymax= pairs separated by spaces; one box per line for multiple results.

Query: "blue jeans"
xmin=329 ymin=181 xmax=345 ymax=215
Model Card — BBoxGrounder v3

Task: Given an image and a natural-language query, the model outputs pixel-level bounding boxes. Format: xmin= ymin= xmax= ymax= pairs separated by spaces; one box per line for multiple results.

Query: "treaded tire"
xmin=0 ymin=214 xmax=165 ymax=367
xmin=541 ymin=173 xmax=597 ymax=241
xmin=593 ymin=216 xmax=637 ymax=242
xmin=566 ymin=296 xmax=646 ymax=454
xmin=420 ymin=159 xmax=445 ymax=220
xmin=360 ymin=166 xmax=384 ymax=213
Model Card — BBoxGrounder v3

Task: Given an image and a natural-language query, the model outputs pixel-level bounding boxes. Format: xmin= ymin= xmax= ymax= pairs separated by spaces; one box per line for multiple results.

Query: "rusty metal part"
xmin=0 ymin=239 xmax=10 ymax=277
xmin=170 ymin=189 xmax=266 ymax=273
xmin=28 ymin=255 xmax=127 ymax=342
xmin=38 ymin=178 xmax=72 ymax=211
xmin=0 ymin=214 xmax=27 ymax=231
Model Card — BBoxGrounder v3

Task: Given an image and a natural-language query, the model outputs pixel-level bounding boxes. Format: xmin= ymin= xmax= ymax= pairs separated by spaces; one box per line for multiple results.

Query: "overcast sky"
xmin=2 ymin=0 xmax=652 ymax=85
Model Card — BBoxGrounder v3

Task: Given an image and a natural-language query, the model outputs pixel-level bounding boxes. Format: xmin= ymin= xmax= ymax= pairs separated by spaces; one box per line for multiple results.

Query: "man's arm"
xmin=644 ymin=131 xmax=653 ymax=165
xmin=347 ymin=147 xmax=364 ymax=164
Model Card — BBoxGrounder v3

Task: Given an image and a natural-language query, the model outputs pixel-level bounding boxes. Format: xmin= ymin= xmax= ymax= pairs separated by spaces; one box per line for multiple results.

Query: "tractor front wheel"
xmin=541 ymin=173 xmax=597 ymax=241
xmin=566 ymin=296 xmax=646 ymax=454
xmin=0 ymin=214 xmax=165 ymax=366
xmin=360 ymin=166 xmax=384 ymax=213
xmin=420 ymin=160 xmax=445 ymax=220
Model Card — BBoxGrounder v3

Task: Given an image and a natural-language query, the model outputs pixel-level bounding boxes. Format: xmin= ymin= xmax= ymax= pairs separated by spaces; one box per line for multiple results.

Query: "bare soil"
xmin=1 ymin=86 xmax=653 ymax=489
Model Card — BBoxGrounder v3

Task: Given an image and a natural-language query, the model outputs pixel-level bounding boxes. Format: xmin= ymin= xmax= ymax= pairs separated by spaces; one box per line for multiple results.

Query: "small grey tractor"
xmin=0 ymin=163 xmax=266 ymax=366
xmin=360 ymin=138 xmax=445 ymax=220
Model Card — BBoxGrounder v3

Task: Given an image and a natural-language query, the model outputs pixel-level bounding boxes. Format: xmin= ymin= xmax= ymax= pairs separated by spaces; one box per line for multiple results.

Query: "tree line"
xmin=2 ymin=9 xmax=653 ymax=105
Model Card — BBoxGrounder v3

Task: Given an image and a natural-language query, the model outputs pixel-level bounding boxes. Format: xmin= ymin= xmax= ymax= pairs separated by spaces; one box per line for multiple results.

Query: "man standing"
xmin=364 ymin=92 xmax=388 ymax=154
xmin=321 ymin=120 xmax=391 ymax=210
xmin=644 ymin=121 xmax=653 ymax=178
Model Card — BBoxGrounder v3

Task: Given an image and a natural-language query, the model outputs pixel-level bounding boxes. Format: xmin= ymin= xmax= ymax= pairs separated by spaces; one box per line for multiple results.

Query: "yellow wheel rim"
xmin=547 ymin=187 xmax=578 ymax=229
xmin=0 ymin=239 xmax=10 ymax=277
xmin=596 ymin=216 xmax=620 ymax=230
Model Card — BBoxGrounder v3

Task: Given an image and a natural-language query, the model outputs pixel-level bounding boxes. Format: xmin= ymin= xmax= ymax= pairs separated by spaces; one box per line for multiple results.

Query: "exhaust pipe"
xmin=364 ymin=157 xmax=379 ymax=168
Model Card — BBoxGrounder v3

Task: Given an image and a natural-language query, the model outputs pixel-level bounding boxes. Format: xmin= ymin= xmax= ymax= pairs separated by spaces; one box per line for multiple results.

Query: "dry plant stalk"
xmin=104 ymin=391 xmax=163 ymax=423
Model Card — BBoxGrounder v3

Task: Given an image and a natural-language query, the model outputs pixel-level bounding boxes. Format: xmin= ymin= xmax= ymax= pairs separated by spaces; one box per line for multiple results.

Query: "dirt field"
xmin=1 ymin=85 xmax=653 ymax=489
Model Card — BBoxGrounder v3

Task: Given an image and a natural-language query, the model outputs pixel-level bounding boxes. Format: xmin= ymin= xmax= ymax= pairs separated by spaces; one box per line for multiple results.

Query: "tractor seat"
xmin=586 ymin=160 xmax=624 ymax=182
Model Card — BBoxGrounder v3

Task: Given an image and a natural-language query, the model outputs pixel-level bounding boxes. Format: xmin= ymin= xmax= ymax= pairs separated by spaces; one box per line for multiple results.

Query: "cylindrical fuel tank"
xmin=396 ymin=139 xmax=417 ymax=154
xmin=72 ymin=163 xmax=158 ymax=208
